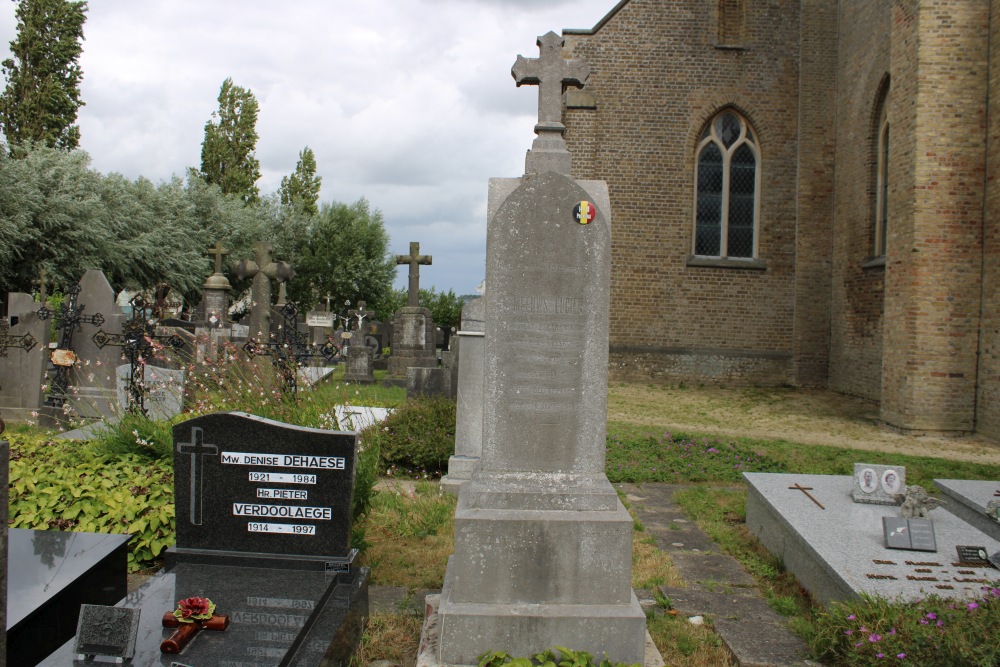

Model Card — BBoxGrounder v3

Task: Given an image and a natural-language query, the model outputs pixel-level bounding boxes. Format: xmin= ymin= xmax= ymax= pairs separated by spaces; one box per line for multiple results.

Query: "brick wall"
xmin=563 ymin=0 xmax=801 ymax=386
xmin=976 ymin=0 xmax=1000 ymax=438
xmin=828 ymin=0 xmax=892 ymax=401
xmin=880 ymin=0 xmax=988 ymax=433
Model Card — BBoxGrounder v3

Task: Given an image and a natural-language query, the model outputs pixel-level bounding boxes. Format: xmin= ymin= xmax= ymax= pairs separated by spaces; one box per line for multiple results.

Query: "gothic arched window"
xmin=694 ymin=110 xmax=760 ymax=258
xmin=874 ymin=103 xmax=889 ymax=257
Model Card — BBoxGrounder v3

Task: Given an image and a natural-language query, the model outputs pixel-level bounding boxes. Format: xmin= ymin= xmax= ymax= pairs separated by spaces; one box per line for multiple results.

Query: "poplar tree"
xmin=200 ymin=77 xmax=261 ymax=204
xmin=279 ymin=146 xmax=321 ymax=216
xmin=0 ymin=0 xmax=88 ymax=150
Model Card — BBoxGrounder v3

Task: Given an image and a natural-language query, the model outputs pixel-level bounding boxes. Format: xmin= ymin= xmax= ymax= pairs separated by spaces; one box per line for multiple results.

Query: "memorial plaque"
xmin=956 ymin=545 xmax=991 ymax=565
xmin=883 ymin=517 xmax=937 ymax=552
xmin=50 ymin=349 xmax=77 ymax=367
xmin=73 ymin=605 xmax=140 ymax=658
xmin=116 ymin=364 xmax=185 ymax=421
xmin=171 ymin=412 xmax=358 ymax=560
xmin=852 ymin=463 xmax=906 ymax=505
xmin=306 ymin=311 xmax=335 ymax=328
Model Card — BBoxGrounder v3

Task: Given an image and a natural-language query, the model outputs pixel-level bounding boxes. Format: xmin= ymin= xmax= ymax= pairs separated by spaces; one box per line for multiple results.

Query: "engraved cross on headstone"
xmin=395 ymin=242 xmax=432 ymax=307
xmin=511 ymin=30 xmax=589 ymax=174
xmin=177 ymin=427 xmax=218 ymax=526
xmin=0 ymin=318 xmax=37 ymax=357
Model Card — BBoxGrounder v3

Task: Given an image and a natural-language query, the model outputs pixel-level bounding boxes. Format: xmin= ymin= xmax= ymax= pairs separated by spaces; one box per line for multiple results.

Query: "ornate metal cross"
xmin=395 ymin=242 xmax=432 ymax=307
xmin=177 ymin=426 xmax=217 ymax=526
xmin=788 ymin=483 xmax=825 ymax=510
xmin=243 ymin=301 xmax=336 ymax=395
xmin=92 ymin=293 xmax=184 ymax=416
xmin=0 ymin=318 xmax=37 ymax=357
xmin=37 ymin=283 xmax=105 ymax=408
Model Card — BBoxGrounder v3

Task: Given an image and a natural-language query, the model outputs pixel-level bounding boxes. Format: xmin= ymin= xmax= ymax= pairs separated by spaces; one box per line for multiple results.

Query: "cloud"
xmin=0 ymin=0 xmax=615 ymax=296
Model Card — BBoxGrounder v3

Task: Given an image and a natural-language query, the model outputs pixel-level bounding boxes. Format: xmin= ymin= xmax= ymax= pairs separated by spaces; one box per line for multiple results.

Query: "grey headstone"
xmin=852 ymin=462 xmax=907 ymax=505
xmin=437 ymin=171 xmax=645 ymax=665
xmin=73 ymin=605 xmax=140 ymax=658
xmin=116 ymin=364 xmax=185 ymax=420
xmin=7 ymin=292 xmax=35 ymax=318
xmin=343 ymin=345 xmax=375 ymax=384
xmin=460 ymin=296 xmax=485 ymax=332
xmin=387 ymin=306 xmax=437 ymax=378
xmin=66 ymin=270 xmax=125 ymax=420
xmin=0 ymin=308 xmax=48 ymax=419
xmin=168 ymin=412 xmax=358 ymax=566
xmin=406 ymin=366 xmax=450 ymax=398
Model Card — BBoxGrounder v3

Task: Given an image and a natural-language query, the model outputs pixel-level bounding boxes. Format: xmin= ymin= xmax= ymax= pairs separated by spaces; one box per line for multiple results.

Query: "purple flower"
xmin=920 ymin=619 xmax=928 ymax=625
xmin=876 ymin=653 xmax=884 ymax=659
xmin=844 ymin=630 xmax=853 ymax=635
xmin=847 ymin=614 xmax=855 ymax=620
xmin=925 ymin=613 xmax=936 ymax=620
xmin=968 ymin=602 xmax=979 ymax=610
xmin=869 ymin=633 xmax=882 ymax=642
xmin=897 ymin=654 xmax=906 ymax=660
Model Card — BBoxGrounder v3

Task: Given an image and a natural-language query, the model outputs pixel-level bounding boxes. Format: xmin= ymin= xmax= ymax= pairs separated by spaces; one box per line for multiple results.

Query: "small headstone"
xmin=852 ymin=462 xmax=906 ymax=505
xmin=332 ymin=405 xmax=391 ymax=432
xmin=406 ymin=366 xmax=451 ymax=398
xmin=116 ymin=364 xmax=185 ymax=421
xmin=343 ymin=345 xmax=375 ymax=384
xmin=73 ymin=605 xmax=141 ymax=659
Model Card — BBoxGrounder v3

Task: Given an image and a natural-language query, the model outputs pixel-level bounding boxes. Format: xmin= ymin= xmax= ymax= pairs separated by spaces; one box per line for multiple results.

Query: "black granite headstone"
xmin=169 ymin=412 xmax=358 ymax=568
xmin=883 ymin=517 xmax=937 ymax=552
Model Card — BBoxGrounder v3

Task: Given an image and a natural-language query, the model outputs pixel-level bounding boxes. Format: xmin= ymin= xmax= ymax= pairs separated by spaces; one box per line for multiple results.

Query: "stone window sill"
xmin=861 ymin=255 xmax=886 ymax=269
xmin=686 ymin=256 xmax=766 ymax=270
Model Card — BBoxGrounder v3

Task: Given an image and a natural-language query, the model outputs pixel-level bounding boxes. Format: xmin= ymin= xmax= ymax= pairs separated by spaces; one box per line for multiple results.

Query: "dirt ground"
xmin=607 ymin=382 xmax=1000 ymax=466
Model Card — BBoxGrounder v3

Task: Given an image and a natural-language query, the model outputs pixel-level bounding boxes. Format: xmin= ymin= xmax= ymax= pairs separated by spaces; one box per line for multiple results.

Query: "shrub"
xmin=376 ymin=396 xmax=456 ymax=477
xmin=91 ymin=412 xmax=175 ymax=460
xmin=7 ymin=435 xmax=174 ymax=572
xmin=811 ymin=590 xmax=1000 ymax=666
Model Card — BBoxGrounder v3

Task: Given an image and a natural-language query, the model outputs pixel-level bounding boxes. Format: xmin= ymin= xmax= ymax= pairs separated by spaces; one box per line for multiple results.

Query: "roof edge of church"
xmin=563 ymin=0 xmax=630 ymax=36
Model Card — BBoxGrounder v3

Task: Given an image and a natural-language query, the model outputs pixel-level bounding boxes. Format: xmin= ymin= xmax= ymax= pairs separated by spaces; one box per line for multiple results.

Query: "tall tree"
xmin=279 ymin=146 xmax=321 ymax=216
xmin=0 ymin=0 xmax=88 ymax=150
xmin=199 ymin=77 xmax=261 ymax=204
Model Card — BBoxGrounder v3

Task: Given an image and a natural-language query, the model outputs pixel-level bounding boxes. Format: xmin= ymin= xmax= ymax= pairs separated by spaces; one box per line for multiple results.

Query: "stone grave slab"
xmin=935 ymin=478 xmax=1000 ymax=542
xmin=39 ymin=562 xmax=368 ymax=666
xmin=297 ymin=365 xmax=335 ymax=388
xmin=744 ymin=473 xmax=1000 ymax=606
xmin=7 ymin=529 xmax=130 ymax=666
xmin=167 ymin=412 xmax=358 ymax=568
xmin=333 ymin=405 xmax=391 ymax=432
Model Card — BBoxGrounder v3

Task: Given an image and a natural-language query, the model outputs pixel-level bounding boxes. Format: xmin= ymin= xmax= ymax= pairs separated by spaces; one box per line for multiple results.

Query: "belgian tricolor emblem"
xmin=573 ymin=200 xmax=595 ymax=225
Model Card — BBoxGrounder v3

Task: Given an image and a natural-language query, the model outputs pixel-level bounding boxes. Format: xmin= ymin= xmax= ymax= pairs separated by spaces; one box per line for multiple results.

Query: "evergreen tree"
xmin=0 ymin=0 xmax=88 ymax=150
xmin=200 ymin=78 xmax=261 ymax=204
xmin=279 ymin=146 xmax=321 ymax=216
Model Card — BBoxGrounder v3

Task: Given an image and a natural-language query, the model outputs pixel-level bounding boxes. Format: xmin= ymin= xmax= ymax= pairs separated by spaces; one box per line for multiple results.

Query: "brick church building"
xmin=558 ymin=0 xmax=999 ymax=437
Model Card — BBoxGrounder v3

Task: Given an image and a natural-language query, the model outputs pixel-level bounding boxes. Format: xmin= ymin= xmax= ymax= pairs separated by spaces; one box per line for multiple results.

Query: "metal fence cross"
xmin=37 ymin=283 xmax=105 ymax=408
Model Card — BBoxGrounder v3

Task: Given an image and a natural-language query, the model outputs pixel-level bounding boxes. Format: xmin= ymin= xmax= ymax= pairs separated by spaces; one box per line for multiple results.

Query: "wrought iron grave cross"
xmin=37 ymin=283 xmax=105 ymax=408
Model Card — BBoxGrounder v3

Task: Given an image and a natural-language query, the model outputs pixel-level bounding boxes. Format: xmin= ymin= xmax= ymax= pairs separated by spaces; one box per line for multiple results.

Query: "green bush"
xmin=91 ymin=412 xmax=175 ymax=460
xmin=7 ymin=435 xmax=175 ymax=572
xmin=376 ymin=396 xmax=456 ymax=477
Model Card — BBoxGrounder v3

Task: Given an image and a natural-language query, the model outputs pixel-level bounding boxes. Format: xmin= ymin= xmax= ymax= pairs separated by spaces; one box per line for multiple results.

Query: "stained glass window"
xmin=693 ymin=110 xmax=759 ymax=258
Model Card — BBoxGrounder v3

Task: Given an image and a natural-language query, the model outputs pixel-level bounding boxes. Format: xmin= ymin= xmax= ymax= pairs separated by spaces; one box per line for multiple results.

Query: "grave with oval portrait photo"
xmin=852 ymin=462 xmax=906 ymax=505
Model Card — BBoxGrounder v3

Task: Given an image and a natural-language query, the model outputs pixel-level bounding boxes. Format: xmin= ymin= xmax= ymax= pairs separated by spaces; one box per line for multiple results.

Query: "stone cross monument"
xmin=202 ymin=242 xmax=231 ymax=328
xmin=386 ymin=243 xmax=438 ymax=383
xmin=434 ymin=32 xmax=646 ymax=665
xmin=395 ymin=242 xmax=432 ymax=307
xmin=233 ymin=242 xmax=293 ymax=340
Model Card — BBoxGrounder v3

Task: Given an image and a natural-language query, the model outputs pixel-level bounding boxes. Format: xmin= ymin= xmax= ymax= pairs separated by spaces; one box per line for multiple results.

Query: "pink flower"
xmin=869 ymin=633 xmax=882 ymax=642
xmin=897 ymin=654 xmax=906 ymax=660
xmin=967 ymin=602 xmax=979 ymax=611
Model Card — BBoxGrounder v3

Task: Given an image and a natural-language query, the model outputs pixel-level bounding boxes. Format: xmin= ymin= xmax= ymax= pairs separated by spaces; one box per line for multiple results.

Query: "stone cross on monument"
xmin=395 ymin=242 xmax=432 ymax=307
xmin=511 ymin=30 xmax=589 ymax=175
xmin=233 ymin=242 xmax=293 ymax=339
xmin=203 ymin=242 xmax=232 ymax=327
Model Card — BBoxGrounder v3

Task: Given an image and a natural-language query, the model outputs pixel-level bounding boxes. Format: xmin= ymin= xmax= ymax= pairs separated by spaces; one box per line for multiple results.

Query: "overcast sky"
xmin=0 ymin=0 xmax=616 ymax=297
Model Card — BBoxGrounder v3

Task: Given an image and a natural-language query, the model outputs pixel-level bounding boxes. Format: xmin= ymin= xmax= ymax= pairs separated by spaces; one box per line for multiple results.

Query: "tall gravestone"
xmin=386 ymin=242 xmax=439 ymax=384
xmin=441 ymin=295 xmax=486 ymax=494
xmin=65 ymin=270 xmax=125 ymax=420
xmin=0 ymin=293 xmax=47 ymax=422
xmin=201 ymin=241 xmax=232 ymax=329
xmin=435 ymin=32 xmax=646 ymax=665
